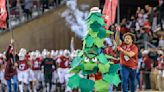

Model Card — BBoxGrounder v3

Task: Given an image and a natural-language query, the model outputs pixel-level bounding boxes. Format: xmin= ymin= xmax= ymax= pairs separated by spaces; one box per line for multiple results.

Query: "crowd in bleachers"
xmin=105 ymin=3 xmax=164 ymax=91
xmin=116 ymin=4 xmax=163 ymax=49
xmin=4 ymin=0 xmax=64 ymax=30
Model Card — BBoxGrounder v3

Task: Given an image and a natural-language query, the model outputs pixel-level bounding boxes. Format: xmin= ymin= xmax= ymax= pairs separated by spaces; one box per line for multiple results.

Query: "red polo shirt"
xmin=57 ymin=55 xmax=70 ymax=68
xmin=18 ymin=59 xmax=29 ymax=71
xmin=143 ymin=55 xmax=152 ymax=71
xmin=120 ymin=43 xmax=138 ymax=69
xmin=32 ymin=57 xmax=42 ymax=70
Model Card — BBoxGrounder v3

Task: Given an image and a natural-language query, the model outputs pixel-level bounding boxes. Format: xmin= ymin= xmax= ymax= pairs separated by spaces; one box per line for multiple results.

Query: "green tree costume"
xmin=67 ymin=11 xmax=121 ymax=92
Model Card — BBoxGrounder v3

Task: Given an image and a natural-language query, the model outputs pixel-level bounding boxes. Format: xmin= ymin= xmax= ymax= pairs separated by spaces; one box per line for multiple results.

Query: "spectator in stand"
xmin=143 ymin=5 xmax=149 ymax=22
xmin=157 ymin=50 xmax=164 ymax=70
xmin=137 ymin=9 xmax=145 ymax=27
xmin=136 ymin=51 xmax=143 ymax=90
xmin=150 ymin=33 xmax=159 ymax=47
xmin=54 ymin=0 xmax=61 ymax=7
xmin=120 ymin=18 xmax=129 ymax=40
xmin=145 ymin=5 xmax=154 ymax=25
xmin=158 ymin=0 xmax=164 ymax=30
xmin=127 ymin=16 xmax=136 ymax=30
xmin=142 ymin=19 xmax=152 ymax=41
xmin=145 ymin=5 xmax=150 ymax=18
xmin=156 ymin=49 xmax=164 ymax=91
xmin=24 ymin=0 xmax=33 ymax=19
xmin=9 ymin=0 xmax=17 ymax=8
xmin=158 ymin=35 xmax=164 ymax=48
xmin=136 ymin=7 xmax=141 ymax=16
xmin=142 ymin=50 xmax=152 ymax=89
xmin=148 ymin=49 xmax=159 ymax=68
xmin=135 ymin=21 xmax=140 ymax=32
xmin=41 ymin=0 xmax=49 ymax=13
xmin=136 ymin=28 xmax=149 ymax=48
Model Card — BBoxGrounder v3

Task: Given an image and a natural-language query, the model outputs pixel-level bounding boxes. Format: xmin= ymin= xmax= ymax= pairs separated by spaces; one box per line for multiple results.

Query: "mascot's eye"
xmin=84 ymin=57 xmax=90 ymax=62
xmin=92 ymin=57 xmax=97 ymax=62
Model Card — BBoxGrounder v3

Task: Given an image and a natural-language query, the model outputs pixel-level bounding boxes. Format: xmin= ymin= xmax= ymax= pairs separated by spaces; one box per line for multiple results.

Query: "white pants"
xmin=17 ymin=69 xmax=30 ymax=84
xmin=57 ymin=68 xmax=69 ymax=84
xmin=52 ymin=70 xmax=58 ymax=83
xmin=57 ymin=68 xmax=72 ymax=92
xmin=30 ymin=70 xmax=43 ymax=82
xmin=0 ymin=69 xmax=6 ymax=85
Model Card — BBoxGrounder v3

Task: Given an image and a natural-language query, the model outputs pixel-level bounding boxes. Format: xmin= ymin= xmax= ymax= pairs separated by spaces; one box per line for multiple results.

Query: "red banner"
xmin=103 ymin=0 xmax=118 ymax=29
xmin=0 ymin=0 xmax=7 ymax=29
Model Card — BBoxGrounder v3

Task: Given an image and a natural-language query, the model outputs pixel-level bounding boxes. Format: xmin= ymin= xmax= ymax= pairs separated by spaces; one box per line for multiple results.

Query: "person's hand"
xmin=14 ymin=63 xmax=18 ymax=67
xmin=117 ymin=46 xmax=123 ymax=52
xmin=115 ymin=25 xmax=120 ymax=31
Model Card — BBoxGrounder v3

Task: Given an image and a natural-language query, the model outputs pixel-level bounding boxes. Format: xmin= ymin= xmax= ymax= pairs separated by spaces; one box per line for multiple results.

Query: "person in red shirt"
xmin=17 ymin=48 xmax=30 ymax=92
xmin=30 ymin=52 xmax=43 ymax=92
xmin=56 ymin=50 xmax=71 ymax=92
xmin=116 ymin=32 xmax=138 ymax=92
xmin=4 ymin=39 xmax=19 ymax=92
xmin=143 ymin=54 xmax=152 ymax=71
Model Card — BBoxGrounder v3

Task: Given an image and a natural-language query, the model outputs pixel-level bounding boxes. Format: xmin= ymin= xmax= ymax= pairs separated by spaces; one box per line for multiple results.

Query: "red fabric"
xmin=58 ymin=55 xmax=70 ymax=68
xmin=25 ymin=54 xmax=30 ymax=61
xmin=4 ymin=45 xmax=17 ymax=80
xmin=143 ymin=55 xmax=152 ymax=71
xmin=94 ymin=72 xmax=102 ymax=80
xmin=32 ymin=57 xmax=42 ymax=70
xmin=144 ymin=21 xmax=151 ymax=27
xmin=120 ymin=43 xmax=138 ymax=69
xmin=18 ymin=59 xmax=29 ymax=71
xmin=103 ymin=0 xmax=118 ymax=29
xmin=4 ymin=59 xmax=17 ymax=80
xmin=0 ymin=0 xmax=7 ymax=29
xmin=104 ymin=46 xmax=115 ymax=55
xmin=89 ymin=72 xmax=102 ymax=80
xmin=120 ymin=27 xmax=129 ymax=34
xmin=115 ymin=25 xmax=120 ymax=31
xmin=104 ymin=46 xmax=118 ymax=64
xmin=144 ymin=29 xmax=151 ymax=33
xmin=143 ymin=21 xmax=151 ymax=33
